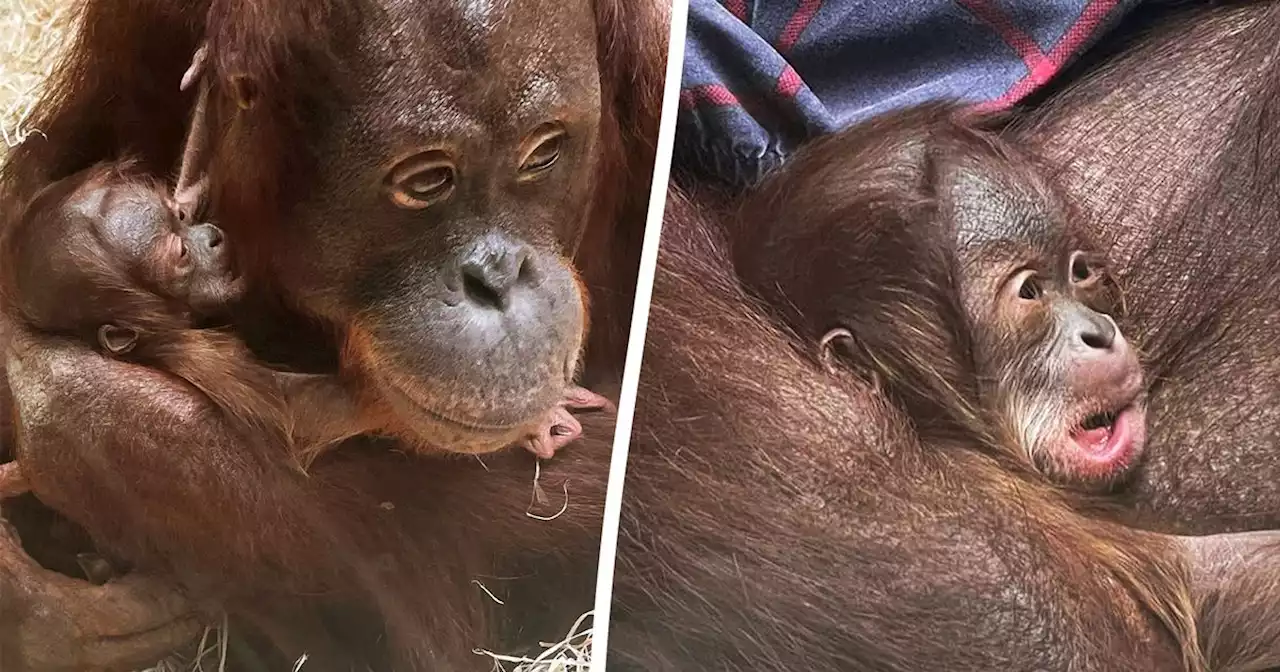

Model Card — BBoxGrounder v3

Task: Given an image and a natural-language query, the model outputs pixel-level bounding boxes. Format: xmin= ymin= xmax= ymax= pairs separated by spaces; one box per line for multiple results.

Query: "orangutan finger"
xmin=562 ymin=385 xmax=616 ymax=413
xmin=0 ymin=461 xmax=29 ymax=499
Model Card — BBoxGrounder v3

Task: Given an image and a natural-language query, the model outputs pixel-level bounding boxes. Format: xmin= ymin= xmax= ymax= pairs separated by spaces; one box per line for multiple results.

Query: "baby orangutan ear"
xmin=97 ymin=324 xmax=139 ymax=355
xmin=818 ymin=327 xmax=856 ymax=374
xmin=818 ymin=327 xmax=885 ymax=390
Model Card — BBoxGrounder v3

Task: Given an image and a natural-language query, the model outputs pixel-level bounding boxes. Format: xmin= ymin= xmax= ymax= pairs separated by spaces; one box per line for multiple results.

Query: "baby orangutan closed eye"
xmin=736 ymin=113 xmax=1147 ymax=493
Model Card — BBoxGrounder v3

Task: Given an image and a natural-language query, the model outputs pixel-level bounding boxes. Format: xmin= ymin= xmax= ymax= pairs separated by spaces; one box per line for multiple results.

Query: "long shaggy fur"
xmin=610 ymin=184 xmax=1207 ymax=671
xmin=0 ymin=0 xmax=663 ymax=668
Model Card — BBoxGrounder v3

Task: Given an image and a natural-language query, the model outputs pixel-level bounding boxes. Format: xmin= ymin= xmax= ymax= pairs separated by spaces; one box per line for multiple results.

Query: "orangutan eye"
xmin=1008 ymin=270 xmax=1042 ymax=301
xmin=167 ymin=233 xmax=191 ymax=272
xmin=518 ymin=124 xmax=566 ymax=178
xmin=406 ymin=168 xmax=453 ymax=198
xmin=385 ymin=152 xmax=456 ymax=210
xmin=1019 ymin=277 xmax=1042 ymax=300
xmin=523 ymin=139 xmax=560 ymax=171
xmin=1069 ymin=251 xmax=1096 ymax=284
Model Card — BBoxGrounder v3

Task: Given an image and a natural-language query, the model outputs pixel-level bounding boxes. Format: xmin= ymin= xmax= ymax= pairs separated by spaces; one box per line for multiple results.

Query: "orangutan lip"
xmin=420 ymin=406 xmax=512 ymax=432
xmin=376 ymin=372 xmax=540 ymax=435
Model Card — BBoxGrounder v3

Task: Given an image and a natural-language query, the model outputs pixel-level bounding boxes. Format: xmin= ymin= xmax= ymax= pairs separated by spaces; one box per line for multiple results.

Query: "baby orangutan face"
xmin=943 ymin=143 xmax=1146 ymax=492
xmin=964 ymin=244 xmax=1145 ymax=491
xmin=4 ymin=164 xmax=244 ymax=356
xmin=85 ymin=178 xmax=242 ymax=318
xmin=739 ymin=124 xmax=1148 ymax=493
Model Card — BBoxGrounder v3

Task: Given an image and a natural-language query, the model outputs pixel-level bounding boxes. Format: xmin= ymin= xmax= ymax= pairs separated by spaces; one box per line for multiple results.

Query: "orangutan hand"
xmin=519 ymin=385 xmax=617 ymax=459
xmin=0 ymin=514 xmax=204 ymax=672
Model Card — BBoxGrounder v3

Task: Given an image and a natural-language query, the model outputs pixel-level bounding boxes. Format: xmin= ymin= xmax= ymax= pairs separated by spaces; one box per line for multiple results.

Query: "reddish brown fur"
xmin=185 ymin=0 xmax=629 ymax=454
xmin=0 ymin=0 xmax=663 ymax=668
xmin=728 ymin=107 xmax=987 ymax=450
xmin=731 ymin=106 xmax=1143 ymax=494
xmin=1008 ymin=1 xmax=1280 ymax=535
xmin=608 ymin=177 xmax=1280 ymax=671
xmin=3 ymin=318 xmax=619 ymax=668
xmin=188 ymin=0 xmax=663 ymax=384
xmin=575 ymin=0 xmax=669 ymax=383
xmin=0 ymin=162 xmax=340 ymax=462
xmin=609 ymin=4 xmax=1280 ymax=667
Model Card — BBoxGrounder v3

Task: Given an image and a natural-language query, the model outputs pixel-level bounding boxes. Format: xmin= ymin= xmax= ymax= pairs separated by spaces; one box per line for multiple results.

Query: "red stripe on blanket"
xmin=957 ymin=0 xmax=1046 ymax=71
xmin=777 ymin=0 xmax=824 ymax=53
xmin=974 ymin=0 xmax=1122 ymax=112
xmin=681 ymin=84 xmax=743 ymax=110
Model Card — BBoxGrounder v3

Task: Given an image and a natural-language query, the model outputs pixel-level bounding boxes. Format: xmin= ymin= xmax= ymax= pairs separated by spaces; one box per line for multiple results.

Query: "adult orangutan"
xmin=0 ymin=0 xmax=665 ymax=669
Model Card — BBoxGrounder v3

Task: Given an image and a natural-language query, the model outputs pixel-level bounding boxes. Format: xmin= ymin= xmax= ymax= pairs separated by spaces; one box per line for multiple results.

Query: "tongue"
xmin=1072 ymin=425 xmax=1113 ymax=453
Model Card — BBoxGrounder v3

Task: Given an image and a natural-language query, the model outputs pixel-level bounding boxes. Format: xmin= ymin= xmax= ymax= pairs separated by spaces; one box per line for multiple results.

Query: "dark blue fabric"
xmin=675 ymin=0 xmax=1148 ymax=190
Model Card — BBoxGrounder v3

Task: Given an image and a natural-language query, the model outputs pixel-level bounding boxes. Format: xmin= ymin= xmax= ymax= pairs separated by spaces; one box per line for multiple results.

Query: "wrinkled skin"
xmin=609 ymin=3 xmax=1280 ymax=667
xmin=740 ymin=120 xmax=1149 ymax=492
xmin=608 ymin=184 xmax=1280 ymax=671
xmin=3 ymin=164 xmax=243 ymax=343
xmin=1 ymin=328 xmax=617 ymax=668
xmin=0 ymin=0 xmax=664 ymax=666
xmin=2 ymin=159 xmax=602 ymax=462
xmin=1013 ymin=1 xmax=1280 ymax=533
xmin=522 ymin=385 xmax=617 ymax=459
xmin=246 ymin=0 xmax=604 ymax=454
xmin=937 ymin=133 xmax=1146 ymax=491
xmin=0 ymin=513 xmax=204 ymax=672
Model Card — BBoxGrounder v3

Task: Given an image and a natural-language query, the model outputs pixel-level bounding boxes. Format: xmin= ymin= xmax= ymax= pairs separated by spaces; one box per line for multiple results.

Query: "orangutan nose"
xmin=456 ymin=232 xmax=537 ymax=310
xmin=182 ymin=223 xmax=228 ymax=265
xmin=1067 ymin=305 xmax=1121 ymax=354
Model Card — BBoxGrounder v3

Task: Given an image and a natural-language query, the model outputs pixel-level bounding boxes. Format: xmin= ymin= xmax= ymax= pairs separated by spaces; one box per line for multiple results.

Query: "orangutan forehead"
xmin=356 ymin=0 xmax=600 ymax=136
xmin=64 ymin=183 xmax=167 ymax=265
xmin=373 ymin=0 xmax=598 ymax=85
xmin=946 ymin=154 xmax=1063 ymax=252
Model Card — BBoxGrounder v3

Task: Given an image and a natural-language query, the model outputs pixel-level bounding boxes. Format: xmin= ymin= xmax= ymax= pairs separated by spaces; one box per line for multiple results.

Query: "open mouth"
xmin=1067 ymin=400 xmax=1145 ymax=466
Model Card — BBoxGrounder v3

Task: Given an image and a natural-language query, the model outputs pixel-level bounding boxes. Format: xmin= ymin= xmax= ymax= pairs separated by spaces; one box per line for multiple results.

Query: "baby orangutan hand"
xmin=519 ymin=385 xmax=617 ymax=460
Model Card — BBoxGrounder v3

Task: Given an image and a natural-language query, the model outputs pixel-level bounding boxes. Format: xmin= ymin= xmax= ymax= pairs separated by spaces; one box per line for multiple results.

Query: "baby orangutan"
xmin=0 ymin=161 xmax=363 ymax=466
xmin=735 ymin=112 xmax=1145 ymax=492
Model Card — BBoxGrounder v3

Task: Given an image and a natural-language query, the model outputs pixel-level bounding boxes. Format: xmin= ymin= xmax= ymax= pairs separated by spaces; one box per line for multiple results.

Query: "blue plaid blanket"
xmin=677 ymin=0 xmax=1146 ymax=188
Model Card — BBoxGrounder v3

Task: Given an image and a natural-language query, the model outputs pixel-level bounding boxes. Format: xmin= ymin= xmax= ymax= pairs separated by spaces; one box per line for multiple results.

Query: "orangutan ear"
xmin=97 ymin=324 xmax=138 ymax=355
xmin=817 ymin=327 xmax=855 ymax=373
